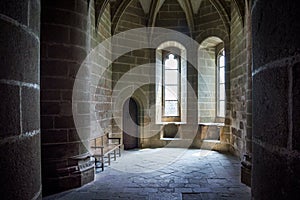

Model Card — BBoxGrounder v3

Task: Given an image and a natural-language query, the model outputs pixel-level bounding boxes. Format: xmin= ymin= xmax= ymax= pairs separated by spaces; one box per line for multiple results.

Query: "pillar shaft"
xmin=41 ymin=0 xmax=94 ymax=195
xmin=252 ymin=0 xmax=300 ymax=199
xmin=0 ymin=0 xmax=41 ymax=199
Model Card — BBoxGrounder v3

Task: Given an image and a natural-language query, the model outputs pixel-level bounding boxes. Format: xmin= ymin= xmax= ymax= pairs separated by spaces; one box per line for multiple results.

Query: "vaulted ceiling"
xmin=110 ymin=0 xmax=241 ymax=16
xmin=96 ymin=0 xmax=245 ymax=36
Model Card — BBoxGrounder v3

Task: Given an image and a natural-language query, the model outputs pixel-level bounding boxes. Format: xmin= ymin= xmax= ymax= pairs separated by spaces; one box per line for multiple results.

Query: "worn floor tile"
xmin=44 ymin=149 xmax=251 ymax=200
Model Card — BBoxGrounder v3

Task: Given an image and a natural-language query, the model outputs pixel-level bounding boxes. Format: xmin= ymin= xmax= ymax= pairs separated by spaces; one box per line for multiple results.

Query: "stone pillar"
xmin=41 ymin=0 xmax=94 ymax=196
xmin=0 ymin=0 xmax=41 ymax=200
xmin=252 ymin=0 xmax=300 ymax=199
xmin=241 ymin=0 xmax=252 ymax=187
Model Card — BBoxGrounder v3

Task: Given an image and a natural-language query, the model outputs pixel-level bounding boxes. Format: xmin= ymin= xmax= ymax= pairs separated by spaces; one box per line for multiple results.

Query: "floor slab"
xmin=43 ymin=148 xmax=251 ymax=200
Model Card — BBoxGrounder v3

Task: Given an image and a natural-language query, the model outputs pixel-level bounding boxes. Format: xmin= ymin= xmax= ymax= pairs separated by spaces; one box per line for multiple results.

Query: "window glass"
xmin=219 ymin=101 xmax=225 ymax=117
xmin=165 ymin=86 xmax=178 ymax=100
xmin=165 ymin=54 xmax=178 ymax=69
xmin=219 ymin=55 xmax=225 ymax=67
xmin=217 ymin=50 xmax=225 ymax=117
xmin=164 ymin=101 xmax=178 ymax=116
xmin=165 ymin=70 xmax=178 ymax=84
xmin=163 ymin=53 xmax=180 ymax=117
xmin=219 ymin=84 xmax=225 ymax=100
xmin=219 ymin=67 xmax=225 ymax=84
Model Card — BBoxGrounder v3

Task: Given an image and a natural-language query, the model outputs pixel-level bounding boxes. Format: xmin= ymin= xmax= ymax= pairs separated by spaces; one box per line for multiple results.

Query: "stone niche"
xmin=162 ymin=123 xmax=179 ymax=138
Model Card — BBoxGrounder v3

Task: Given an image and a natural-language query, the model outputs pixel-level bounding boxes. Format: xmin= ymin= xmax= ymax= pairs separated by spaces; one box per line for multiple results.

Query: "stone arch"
xmin=131 ymin=87 xmax=148 ymax=125
xmin=209 ymin=0 xmax=231 ymax=34
xmin=232 ymin=0 xmax=245 ymax=25
xmin=196 ymin=29 xmax=230 ymax=79
xmin=198 ymin=36 xmax=224 ymax=123
xmin=196 ymin=28 xmax=229 ymax=46
xmin=112 ymin=0 xmax=147 ymax=35
xmin=177 ymin=0 xmax=195 ymax=37
xmin=95 ymin=0 xmax=110 ymax=29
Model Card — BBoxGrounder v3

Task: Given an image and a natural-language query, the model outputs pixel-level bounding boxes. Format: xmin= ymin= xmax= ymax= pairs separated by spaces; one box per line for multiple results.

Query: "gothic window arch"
xmin=156 ymin=41 xmax=187 ymax=123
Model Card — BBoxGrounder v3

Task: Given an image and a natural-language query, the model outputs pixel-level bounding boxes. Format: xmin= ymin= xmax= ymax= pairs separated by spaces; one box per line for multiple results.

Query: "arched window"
xmin=217 ymin=49 xmax=225 ymax=117
xmin=156 ymin=41 xmax=187 ymax=123
xmin=163 ymin=53 xmax=180 ymax=117
xmin=198 ymin=37 xmax=224 ymax=123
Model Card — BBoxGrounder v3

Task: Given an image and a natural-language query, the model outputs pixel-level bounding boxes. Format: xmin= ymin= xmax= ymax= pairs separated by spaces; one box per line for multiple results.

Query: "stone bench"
xmin=90 ymin=133 xmax=121 ymax=171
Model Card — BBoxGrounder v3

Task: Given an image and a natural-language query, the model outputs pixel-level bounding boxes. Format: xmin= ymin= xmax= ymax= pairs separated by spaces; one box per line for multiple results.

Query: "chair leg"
xmin=114 ymin=150 xmax=117 ymax=161
xmin=101 ymin=156 xmax=104 ymax=171
xmin=108 ymin=154 xmax=111 ymax=165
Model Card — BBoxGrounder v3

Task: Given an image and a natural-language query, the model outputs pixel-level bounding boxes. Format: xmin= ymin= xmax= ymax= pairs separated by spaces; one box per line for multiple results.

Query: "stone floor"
xmin=44 ymin=148 xmax=251 ymax=200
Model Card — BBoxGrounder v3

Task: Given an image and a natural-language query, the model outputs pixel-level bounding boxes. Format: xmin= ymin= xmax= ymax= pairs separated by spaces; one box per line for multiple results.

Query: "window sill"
xmin=156 ymin=122 xmax=187 ymax=125
xmin=160 ymin=138 xmax=191 ymax=141
xmin=199 ymin=122 xmax=225 ymax=126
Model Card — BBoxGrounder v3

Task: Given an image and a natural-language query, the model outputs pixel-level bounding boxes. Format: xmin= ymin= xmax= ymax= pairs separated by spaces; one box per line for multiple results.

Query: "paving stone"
xmin=44 ymin=149 xmax=251 ymax=200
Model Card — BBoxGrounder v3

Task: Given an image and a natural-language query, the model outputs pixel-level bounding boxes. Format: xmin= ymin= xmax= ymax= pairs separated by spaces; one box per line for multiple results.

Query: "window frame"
xmin=162 ymin=51 xmax=181 ymax=121
xmin=216 ymin=49 xmax=226 ymax=118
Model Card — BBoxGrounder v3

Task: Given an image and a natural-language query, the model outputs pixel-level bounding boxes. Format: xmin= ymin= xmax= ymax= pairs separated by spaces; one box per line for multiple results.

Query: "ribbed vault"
xmin=108 ymin=0 xmax=245 ymax=35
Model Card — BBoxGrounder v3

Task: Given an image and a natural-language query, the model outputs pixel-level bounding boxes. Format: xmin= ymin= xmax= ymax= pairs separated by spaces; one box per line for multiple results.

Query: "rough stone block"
xmin=0 ymin=0 xmax=29 ymax=25
xmin=41 ymin=60 xmax=69 ymax=77
xmin=42 ymin=8 xmax=87 ymax=31
xmin=158 ymin=11 xmax=186 ymax=20
xmin=41 ymin=129 xmax=68 ymax=144
xmin=0 ymin=20 xmax=39 ymax=84
xmin=59 ymin=102 xmax=73 ymax=116
xmin=41 ymin=77 xmax=74 ymax=90
xmin=253 ymin=66 xmax=288 ymax=147
xmin=22 ymin=87 xmax=40 ymax=133
xmin=292 ymin=62 xmax=300 ymax=151
xmin=41 ymin=90 xmax=61 ymax=101
xmin=0 ymin=133 xmax=41 ymax=200
xmin=75 ymin=0 xmax=88 ymax=15
xmin=0 ymin=83 xmax=20 ymax=138
xmin=62 ymin=90 xmax=73 ymax=101
xmin=68 ymin=128 xmax=89 ymax=142
xmin=29 ymin=0 xmax=41 ymax=35
xmin=252 ymin=143 xmax=295 ymax=199
xmin=41 ymin=102 xmax=60 ymax=115
xmin=42 ymin=0 xmax=76 ymax=11
xmin=41 ymin=116 xmax=54 ymax=129
xmin=47 ymin=44 xmax=87 ymax=62
xmin=41 ymin=142 xmax=80 ymax=159
xmin=252 ymin=0 xmax=300 ymax=69
xmin=41 ymin=24 xmax=70 ymax=44
xmin=70 ymin=28 xmax=87 ymax=46
xmin=54 ymin=116 xmax=75 ymax=129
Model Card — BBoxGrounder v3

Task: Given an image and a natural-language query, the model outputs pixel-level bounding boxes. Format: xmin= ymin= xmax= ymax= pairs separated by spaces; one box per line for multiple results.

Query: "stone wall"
xmin=112 ymin=0 xmax=159 ymax=147
xmin=0 ymin=0 xmax=42 ymax=199
xmin=194 ymin=0 xmax=231 ymax=146
xmin=111 ymin=0 xmax=240 ymax=150
xmin=229 ymin=2 xmax=247 ymax=158
xmin=194 ymin=0 xmax=227 ymax=40
xmin=92 ymin=2 xmax=112 ymax=139
xmin=198 ymin=46 xmax=216 ymax=123
xmin=156 ymin=0 xmax=190 ymax=36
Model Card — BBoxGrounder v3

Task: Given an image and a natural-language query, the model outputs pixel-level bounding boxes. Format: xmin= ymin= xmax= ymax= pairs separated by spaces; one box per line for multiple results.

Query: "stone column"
xmin=252 ymin=0 xmax=300 ymax=199
xmin=41 ymin=0 xmax=94 ymax=195
xmin=241 ymin=0 xmax=252 ymax=187
xmin=0 ymin=0 xmax=41 ymax=200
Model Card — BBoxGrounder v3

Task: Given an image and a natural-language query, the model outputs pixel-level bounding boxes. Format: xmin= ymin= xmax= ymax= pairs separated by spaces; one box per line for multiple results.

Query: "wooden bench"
xmin=90 ymin=133 xmax=121 ymax=171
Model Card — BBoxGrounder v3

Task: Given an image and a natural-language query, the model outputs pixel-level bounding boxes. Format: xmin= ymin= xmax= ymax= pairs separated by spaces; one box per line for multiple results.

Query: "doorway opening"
xmin=123 ymin=98 xmax=139 ymax=150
